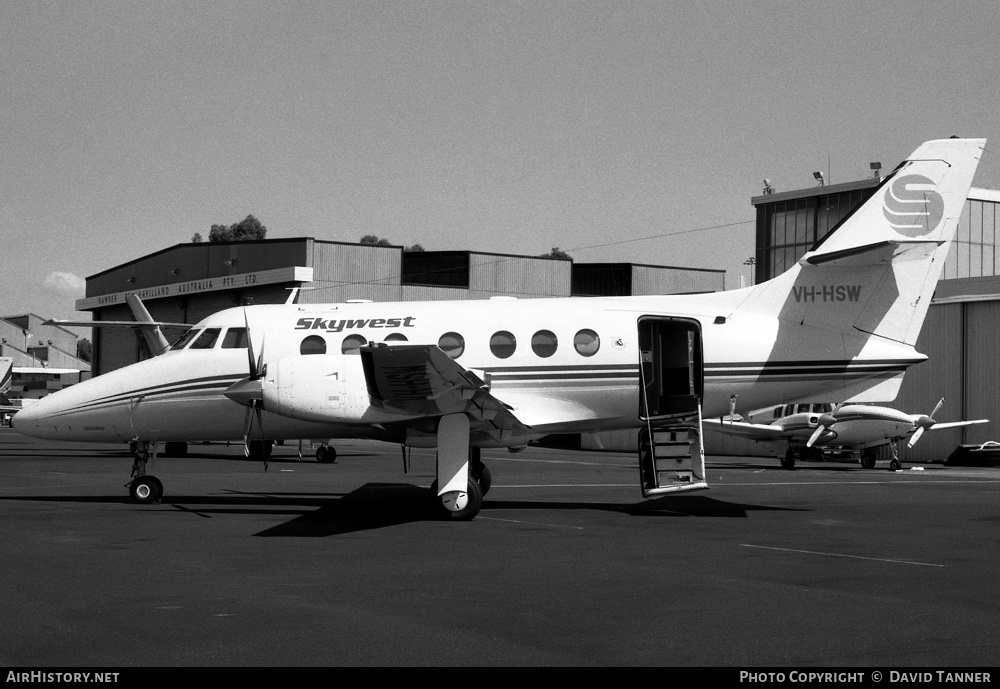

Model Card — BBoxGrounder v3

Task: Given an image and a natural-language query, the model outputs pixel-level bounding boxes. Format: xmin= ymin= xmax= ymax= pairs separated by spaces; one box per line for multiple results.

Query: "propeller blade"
xmin=908 ymin=425 xmax=926 ymax=448
xmin=256 ymin=403 xmax=267 ymax=472
xmin=244 ymin=311 xmax=259 ymax=379
xmin=242 ymin=403 xmax=254 ymax=457
xmin=806 ymin=413 xmax=838 ymax=448
xmin=930 ymin=398 xmax=945 ymax=420
xmin=806 ymin=425 xmax=826 ymax=448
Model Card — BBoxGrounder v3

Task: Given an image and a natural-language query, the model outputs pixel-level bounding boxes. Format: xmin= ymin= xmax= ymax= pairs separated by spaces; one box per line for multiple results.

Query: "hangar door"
xmin=637 ymin=316 xmax=703 ymax=422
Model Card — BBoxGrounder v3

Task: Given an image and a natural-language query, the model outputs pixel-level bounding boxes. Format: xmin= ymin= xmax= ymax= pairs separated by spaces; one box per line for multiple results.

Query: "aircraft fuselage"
xmin=14 ymin=291 xmax=923 ymax=447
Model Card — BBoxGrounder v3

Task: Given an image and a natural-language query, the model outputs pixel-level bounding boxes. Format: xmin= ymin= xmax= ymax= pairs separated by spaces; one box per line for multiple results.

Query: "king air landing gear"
xmin=127 ymin=440 xmax=163 ymax=504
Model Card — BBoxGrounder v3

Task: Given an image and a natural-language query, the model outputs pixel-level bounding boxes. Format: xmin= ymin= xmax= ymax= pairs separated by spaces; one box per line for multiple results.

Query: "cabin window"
xmin=573 ymin=329 xmax=600 ymax=357
xmin=490 ymin=331 xmax=516 ymax=359
xmin=530 ymin=330 xmax=558 ymax=358
xmin=438 ymin=332 xmax=465 ymax=359
xmin=341 ymin=334 xmax=367 ymax=355
xmin=384 ymin=333 xmax=408 ymax=343
xmin=170 ymin=329 xmax=200 ymax=350
xmin=222 ymin=328 xmax=248 ymax=349
xmin=773 ymin=407 xmax=783 ymax=420
xmin=300 ymin=335 xmax=327 ymax=355
xmin=796 ymin=404 xmax=810 ymax=413
xmin=190 ymin=328 xmax=221 ymax=349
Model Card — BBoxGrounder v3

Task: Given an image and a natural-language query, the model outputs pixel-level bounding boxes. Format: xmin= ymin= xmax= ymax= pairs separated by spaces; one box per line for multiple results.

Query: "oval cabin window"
xmin=573 ymin=329 xmax=600 ymax=357
xmin=531 ymin=330 xmax=558 ymax=358
xmin=341 ymin=334 xmax=367 ymax=355
xmin=490 ymin=331 xmax=516 ymax=359
xmin=300 ymin=335 xmax=327 ymax=355
xmin=438 ymin=332 xmax=465 ymax=359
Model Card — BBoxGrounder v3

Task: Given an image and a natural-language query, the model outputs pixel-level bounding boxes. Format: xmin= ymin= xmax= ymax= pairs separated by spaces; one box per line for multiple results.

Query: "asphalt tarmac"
xmin=1 ymin=427 xmax=999 ymax=668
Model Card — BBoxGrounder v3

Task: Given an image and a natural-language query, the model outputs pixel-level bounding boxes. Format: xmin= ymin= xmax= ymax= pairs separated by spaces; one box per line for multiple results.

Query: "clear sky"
xmin=4 ymin=0 xmax=999 ymax=331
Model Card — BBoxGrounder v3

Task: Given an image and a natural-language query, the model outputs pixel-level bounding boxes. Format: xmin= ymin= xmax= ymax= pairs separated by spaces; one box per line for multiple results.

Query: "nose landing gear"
xmin=126 ymin=440 xmax=163 ymax=504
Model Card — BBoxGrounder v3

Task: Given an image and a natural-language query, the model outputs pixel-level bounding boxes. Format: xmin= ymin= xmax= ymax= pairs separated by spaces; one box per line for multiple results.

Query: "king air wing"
xmin=360 ymin=344 xmax=531 ymax=445
xmin=702 ymin=417 xmax=786 ymax=442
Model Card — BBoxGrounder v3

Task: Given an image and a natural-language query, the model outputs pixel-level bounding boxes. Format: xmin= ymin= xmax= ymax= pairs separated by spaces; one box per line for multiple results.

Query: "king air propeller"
xmin=223 ymin=314 xmax=268 ymax=470
xmin=806 ymin=404 xmax=843 ymax=448
xmin=907 ymin=398 xmax=946 ymax=448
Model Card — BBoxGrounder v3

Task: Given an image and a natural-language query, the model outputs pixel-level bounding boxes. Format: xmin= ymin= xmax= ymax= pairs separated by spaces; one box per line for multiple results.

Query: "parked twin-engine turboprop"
xmin=705 ymin=398 xmax=988 ymax=470
xmin=13 ymin=137 xmax=987 ymax=520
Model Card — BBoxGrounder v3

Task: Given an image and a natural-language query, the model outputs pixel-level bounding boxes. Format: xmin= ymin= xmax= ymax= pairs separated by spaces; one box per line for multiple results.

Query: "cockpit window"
xmin=170 ymin=329 xmax=201 ymax=351
xmin=190 ymin=328 xmax=221 ymax=349
xmin=221 ymin=328 xmax=248 ymax=349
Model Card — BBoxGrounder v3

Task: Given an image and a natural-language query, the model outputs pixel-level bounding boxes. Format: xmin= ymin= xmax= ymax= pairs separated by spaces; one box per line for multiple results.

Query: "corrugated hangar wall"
xmin=303 ymin=242 xmax=403 ymax=304
xmin=895 ymin=298 xmax=1000 ymax=462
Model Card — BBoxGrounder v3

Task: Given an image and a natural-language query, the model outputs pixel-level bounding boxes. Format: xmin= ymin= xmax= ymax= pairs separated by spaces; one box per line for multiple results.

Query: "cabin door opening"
xmin=637 ymin=317 xmax=703 ymax=422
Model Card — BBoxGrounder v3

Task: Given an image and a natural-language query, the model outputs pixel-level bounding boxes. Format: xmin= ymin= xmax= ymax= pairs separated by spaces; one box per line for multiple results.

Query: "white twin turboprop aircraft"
xmin=13 ymin=137 xmax=985 ymax=521
xmin=705 ymin=399 xmax=988 ymax=471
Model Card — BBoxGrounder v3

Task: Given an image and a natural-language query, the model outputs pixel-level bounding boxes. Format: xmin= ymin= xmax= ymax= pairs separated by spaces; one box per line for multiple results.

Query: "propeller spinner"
xmin=908 ymin=398 xmax=945 ymax=448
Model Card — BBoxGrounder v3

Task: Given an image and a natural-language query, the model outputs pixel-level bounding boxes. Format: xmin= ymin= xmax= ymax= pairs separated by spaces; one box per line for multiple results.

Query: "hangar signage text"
xmin=75 ymin=267 xmax=313 ymax=311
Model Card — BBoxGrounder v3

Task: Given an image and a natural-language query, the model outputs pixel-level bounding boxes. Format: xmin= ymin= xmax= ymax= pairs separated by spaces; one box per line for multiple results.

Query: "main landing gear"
xmin=782 ymin=449 xmax=796 ymax=469
xmin=127 ymin=440 xmax=163 ymax=504
xmin=860 ymin=443 xmax=902 ymax=471
xmin=427 ymin=450 xmax=492 ymax=520
xmin=316 ymin=444 xmax=337 ymax=463
xmin=781 ymin=447 xmax=824 ymax=470
xmin=427 ymin=414 xmax=493 ymax=521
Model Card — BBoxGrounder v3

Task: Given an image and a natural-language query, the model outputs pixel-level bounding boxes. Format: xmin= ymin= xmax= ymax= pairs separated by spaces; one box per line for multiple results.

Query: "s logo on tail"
xmin=882 ymin=174 xmax=944 ymax=237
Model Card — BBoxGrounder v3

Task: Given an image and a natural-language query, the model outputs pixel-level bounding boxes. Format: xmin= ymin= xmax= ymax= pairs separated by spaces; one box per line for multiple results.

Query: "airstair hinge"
xmin=638 ymin=410 xmax=708 ymax=497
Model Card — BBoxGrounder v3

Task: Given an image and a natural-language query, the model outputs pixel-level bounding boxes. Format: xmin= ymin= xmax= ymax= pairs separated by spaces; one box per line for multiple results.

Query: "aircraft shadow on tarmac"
xmin=0 ymin=482 xmax=805 ymax=536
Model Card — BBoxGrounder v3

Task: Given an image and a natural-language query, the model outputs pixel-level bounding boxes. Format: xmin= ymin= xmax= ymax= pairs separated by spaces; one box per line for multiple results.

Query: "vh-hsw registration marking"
xmin=792 ymin=285 xmax=862 ymax=303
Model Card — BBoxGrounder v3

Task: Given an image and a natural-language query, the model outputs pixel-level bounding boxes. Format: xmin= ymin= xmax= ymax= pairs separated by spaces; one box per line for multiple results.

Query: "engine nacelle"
xmin=261 ymin=355 xmax=415 ymax=424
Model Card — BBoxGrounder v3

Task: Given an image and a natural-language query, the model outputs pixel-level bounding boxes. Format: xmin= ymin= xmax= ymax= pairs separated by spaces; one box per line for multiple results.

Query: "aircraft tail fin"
xmin=125 ymin=294 xmax=172 ymax=356
xmin=737 ymin=137 xmax=985 ymax=348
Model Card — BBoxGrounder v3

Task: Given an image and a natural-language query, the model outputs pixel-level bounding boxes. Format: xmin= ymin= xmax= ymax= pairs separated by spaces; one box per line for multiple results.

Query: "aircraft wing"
xmin=702 ymin=417 xmax=786 ymax=441
xmin=360 ymin=344 xmax=530 ymax=444
xmin=929 ymin=419 xmax=989 ymax=430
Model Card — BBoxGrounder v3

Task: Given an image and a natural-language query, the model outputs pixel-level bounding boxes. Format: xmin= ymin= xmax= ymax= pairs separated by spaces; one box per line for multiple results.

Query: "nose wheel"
xmin=126 ymin=440 xmax=163 ymax=504
xmin=129 ymin=476 xmax=163 ymax=504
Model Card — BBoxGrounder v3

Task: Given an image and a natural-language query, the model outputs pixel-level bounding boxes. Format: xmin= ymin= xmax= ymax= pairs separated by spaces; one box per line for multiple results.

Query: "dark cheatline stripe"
xmin=58 ymin=374 xmax=245 ymax=416
xmin=705 ymin=358 xmax=918 ymax=379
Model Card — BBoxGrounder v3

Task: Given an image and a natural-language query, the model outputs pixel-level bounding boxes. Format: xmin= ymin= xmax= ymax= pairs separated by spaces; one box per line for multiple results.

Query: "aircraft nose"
xmin=11 ymin=399 xmax=46 ymax=435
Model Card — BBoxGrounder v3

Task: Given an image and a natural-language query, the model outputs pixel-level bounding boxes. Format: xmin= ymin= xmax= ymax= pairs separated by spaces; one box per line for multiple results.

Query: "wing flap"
xmin=360 ymin=344 xmax=531 ymax=438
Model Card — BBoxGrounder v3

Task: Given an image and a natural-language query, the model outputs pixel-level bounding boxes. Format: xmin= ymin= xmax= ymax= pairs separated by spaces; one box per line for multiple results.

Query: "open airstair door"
xmin=637 ymin=317 xmax=708 ymax=496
